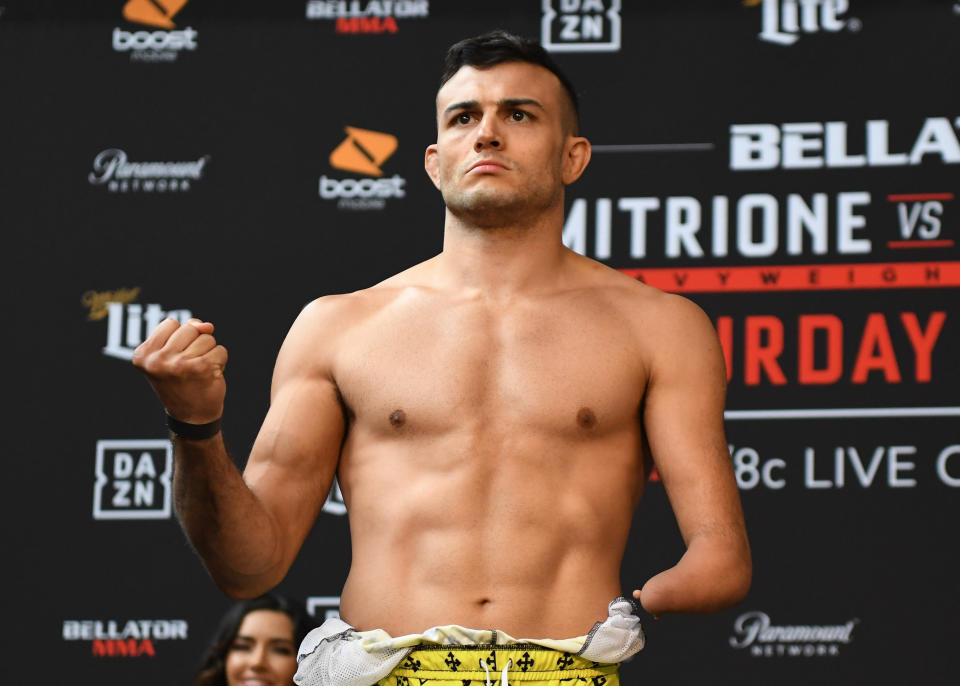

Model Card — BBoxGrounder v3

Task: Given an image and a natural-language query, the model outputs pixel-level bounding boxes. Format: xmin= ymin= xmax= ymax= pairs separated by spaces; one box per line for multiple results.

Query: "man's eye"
xmin=456 ymin=113 xmax=472 ymax=125
xmin=511 ymin=111 xmax=527 ymax=121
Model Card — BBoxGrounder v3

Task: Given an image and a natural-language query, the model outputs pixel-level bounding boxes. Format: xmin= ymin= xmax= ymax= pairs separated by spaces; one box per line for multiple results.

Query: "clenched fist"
xmin=132 ymin=318 xmax=228 ymax=423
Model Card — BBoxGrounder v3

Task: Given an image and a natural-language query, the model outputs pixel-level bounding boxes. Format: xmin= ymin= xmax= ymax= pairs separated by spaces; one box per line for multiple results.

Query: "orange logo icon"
xmin=123 ymin=0 xmax=190 ymax=29
xmin=329 ymin=127 xmax=399 ymax=177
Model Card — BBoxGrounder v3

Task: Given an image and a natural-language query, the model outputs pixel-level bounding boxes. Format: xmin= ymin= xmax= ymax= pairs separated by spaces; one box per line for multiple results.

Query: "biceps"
xmin=244 ymin=377 xmax=346 ymax=550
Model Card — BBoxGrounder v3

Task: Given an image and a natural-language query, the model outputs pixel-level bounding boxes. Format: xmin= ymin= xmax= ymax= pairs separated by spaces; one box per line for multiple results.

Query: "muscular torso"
xmin=330 ymin=267 xmax=650 ymax=638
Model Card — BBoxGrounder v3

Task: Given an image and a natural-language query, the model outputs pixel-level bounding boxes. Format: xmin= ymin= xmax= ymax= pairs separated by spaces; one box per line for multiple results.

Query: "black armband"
xmin=165 ymin=412 xmax=222 ymax=441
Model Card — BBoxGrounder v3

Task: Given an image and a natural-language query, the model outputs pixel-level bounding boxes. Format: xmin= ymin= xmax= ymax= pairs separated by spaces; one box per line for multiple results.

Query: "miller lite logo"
xmin=745 ymin=0 xmax=859 ymax=45
xmin=93 ymin=440 xmax=172 ymax=520
xmin=542 ymin=0 xmax=621 ymax=53
xmin=96 ymin=299 xmax=193 ymax=361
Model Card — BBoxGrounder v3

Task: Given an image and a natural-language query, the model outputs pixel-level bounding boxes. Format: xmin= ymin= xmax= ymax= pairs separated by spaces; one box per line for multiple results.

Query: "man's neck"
xmin=436 ymin=209 xmax=570 ymax=298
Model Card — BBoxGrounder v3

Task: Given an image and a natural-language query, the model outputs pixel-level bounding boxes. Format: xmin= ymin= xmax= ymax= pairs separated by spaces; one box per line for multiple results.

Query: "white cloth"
xmin=294 ymin=597 xmax=645 ymax=686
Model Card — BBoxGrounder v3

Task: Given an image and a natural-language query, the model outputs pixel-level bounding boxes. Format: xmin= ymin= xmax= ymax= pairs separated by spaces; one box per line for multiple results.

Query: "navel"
xmin=576 ymin=407 xmax=597 ymax=429
xmin=389 ymin=409 xmax=406 ymax=428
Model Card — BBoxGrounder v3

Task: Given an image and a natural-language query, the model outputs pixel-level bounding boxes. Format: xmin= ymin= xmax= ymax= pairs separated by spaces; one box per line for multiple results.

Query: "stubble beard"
xmin=442 ymin=176 xmax=560 ymax=230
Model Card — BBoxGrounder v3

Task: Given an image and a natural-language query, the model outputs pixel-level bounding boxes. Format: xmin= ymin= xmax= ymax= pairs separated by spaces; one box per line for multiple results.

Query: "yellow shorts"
xmin=377 ymin=645 xmax=619 ymax=685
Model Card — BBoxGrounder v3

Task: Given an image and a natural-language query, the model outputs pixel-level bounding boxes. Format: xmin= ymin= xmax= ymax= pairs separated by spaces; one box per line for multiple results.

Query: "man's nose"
xmin=474 ymin=115 xmax=502 ymax=151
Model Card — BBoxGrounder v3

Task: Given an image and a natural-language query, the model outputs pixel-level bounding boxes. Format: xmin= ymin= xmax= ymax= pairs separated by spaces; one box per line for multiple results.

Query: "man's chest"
xmin=332 ymin=297 xmax=645 ymax=437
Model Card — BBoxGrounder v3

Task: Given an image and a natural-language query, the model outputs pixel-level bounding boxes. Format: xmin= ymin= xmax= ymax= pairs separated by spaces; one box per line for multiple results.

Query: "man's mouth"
xmin=467 ymin=159 xmax=509 ymax=174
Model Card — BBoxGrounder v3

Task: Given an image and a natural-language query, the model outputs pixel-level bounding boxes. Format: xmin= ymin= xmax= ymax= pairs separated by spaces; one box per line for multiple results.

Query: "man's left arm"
xmin=634 ymin=293 xmax=751 ymax=617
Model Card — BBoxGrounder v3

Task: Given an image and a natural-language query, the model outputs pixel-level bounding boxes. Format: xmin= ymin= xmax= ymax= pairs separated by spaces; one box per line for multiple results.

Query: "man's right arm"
xmin=132 ymin=299 xmax=347 ymax=598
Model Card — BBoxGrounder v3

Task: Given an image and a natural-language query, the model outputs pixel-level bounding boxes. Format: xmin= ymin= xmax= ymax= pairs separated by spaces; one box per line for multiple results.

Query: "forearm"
xmin=172 ymin=433 xmax=285 ymax=597
xmin=639 ymin=531 xmax=752 ymax=616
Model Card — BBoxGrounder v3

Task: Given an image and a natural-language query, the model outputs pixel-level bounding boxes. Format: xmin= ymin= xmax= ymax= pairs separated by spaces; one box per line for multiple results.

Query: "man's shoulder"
xmin=574 ymin=254 xmax=702 ymax=316
xmin=572 ymin=254 xmax=717 ymax=348
xmin=297 ymin=258 xmax=438 ymax=331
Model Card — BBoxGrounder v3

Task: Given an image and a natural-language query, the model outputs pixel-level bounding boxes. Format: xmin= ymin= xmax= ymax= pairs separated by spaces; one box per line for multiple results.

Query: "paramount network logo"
xmin=88 ymin=149 xmax=209 ymax=193
xmin=319 ymin=126 xmax=406 ymax=210
xmin=730 ymin=611 xmax=858 ymax=657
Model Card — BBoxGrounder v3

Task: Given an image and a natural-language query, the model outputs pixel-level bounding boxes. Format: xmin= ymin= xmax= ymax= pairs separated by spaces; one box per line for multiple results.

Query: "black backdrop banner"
xmin=4 ymin=1 xmax=958 ymax=684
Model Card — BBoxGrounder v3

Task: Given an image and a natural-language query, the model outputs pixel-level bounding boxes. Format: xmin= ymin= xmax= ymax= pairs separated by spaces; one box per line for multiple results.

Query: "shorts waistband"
xmin=391 ymin=645 xmax=619 ymax=680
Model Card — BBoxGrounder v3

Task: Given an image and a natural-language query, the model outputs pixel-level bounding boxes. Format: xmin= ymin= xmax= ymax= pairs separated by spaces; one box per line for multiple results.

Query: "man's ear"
xmin=424 ymin=144 xmax=441 ymax=189
xmin=561 ymin=137 xmax=591 ymax=185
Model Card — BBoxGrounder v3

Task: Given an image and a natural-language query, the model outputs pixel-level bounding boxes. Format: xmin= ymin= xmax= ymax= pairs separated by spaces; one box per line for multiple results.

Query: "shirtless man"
xmin=134 ymin=31 xmax=750 ymax=686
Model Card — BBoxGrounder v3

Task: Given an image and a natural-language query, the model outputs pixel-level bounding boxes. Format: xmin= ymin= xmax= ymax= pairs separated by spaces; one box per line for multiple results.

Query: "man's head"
xmin=426 ymin=31 xmax=591 ymax=229
xmin=438 ymin=30 xmax=580 ymax=136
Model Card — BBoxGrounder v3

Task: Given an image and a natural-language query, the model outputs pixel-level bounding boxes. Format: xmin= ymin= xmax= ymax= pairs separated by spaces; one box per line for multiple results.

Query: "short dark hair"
xmin=194 ymin=594 xmax=316 ymax=686
xmin=439 ymin=30 xmax=580 ymax=134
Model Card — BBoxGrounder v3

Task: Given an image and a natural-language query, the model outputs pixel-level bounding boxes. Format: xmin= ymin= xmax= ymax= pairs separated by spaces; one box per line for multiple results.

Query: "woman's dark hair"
xmin=194 ymin=594 xmax=315 ymax=686
xmin=439 ymin=29 xmax=580 ymax=134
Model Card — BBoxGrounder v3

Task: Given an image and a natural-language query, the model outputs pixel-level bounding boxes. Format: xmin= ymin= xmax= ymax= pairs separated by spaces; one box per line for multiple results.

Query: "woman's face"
xmin=224 ymin=609 xmax=298 ymax=686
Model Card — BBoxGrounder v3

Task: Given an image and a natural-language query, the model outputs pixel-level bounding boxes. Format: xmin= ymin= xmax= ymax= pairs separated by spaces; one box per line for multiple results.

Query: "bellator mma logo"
xmin=305 ymin=0 xmax=429 ymax=34
xmin=63 ymin=618 xmax=188 ymax=657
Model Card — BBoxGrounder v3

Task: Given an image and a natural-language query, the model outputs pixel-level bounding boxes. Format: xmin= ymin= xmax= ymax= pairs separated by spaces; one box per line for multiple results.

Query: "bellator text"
xmin=63 ymin=619 xmax=188 ymax=658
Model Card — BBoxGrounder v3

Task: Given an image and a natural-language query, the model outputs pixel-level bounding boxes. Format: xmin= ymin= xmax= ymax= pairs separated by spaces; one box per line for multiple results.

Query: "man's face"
xmin=425 ymin=61 xmax=587 ymax=228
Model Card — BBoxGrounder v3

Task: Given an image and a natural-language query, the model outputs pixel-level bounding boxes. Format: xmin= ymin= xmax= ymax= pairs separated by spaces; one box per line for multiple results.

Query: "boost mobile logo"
xmin=745 ymin=0 xmax=859 ymax=45
xmin=320 ymin=126 xmax=406 ymax=210
xmin=542 ymin=0 xmax=621 ymax=53
xmin=114 ymin=0 xmax=197 ymax=60
xmin=93 ymin=440 xmax=172 ymax=520
xmin=330 ymin=126 xmax=398 ymax=176
xmin=123 ymin=0 xmax=188 ymax=28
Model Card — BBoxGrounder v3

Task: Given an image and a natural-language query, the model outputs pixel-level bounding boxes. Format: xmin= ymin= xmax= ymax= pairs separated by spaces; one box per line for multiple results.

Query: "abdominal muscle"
xmin=335 ymin=428 xmax=642 ymax=639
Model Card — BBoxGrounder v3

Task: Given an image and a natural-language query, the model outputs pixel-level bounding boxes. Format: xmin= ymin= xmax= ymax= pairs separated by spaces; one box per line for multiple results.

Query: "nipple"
xmin=389 ymin=409 xmax=406 ymax=428
xmin=577 ymin=407 xmax=597 ymax=429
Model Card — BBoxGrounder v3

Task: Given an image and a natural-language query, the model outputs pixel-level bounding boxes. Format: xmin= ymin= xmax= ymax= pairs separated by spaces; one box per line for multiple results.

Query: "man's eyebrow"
xmin=500 ymin=98 xmax=545 ymax=110
xmin=443 ymin=100 xmax=479 ymax=116
xmin=442 ymin=98 xmax=546 ymax=116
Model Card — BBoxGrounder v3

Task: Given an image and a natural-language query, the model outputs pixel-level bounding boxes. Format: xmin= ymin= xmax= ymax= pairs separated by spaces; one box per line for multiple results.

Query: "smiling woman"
xmin=195 ymin=594 xmax=316 ymax=686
